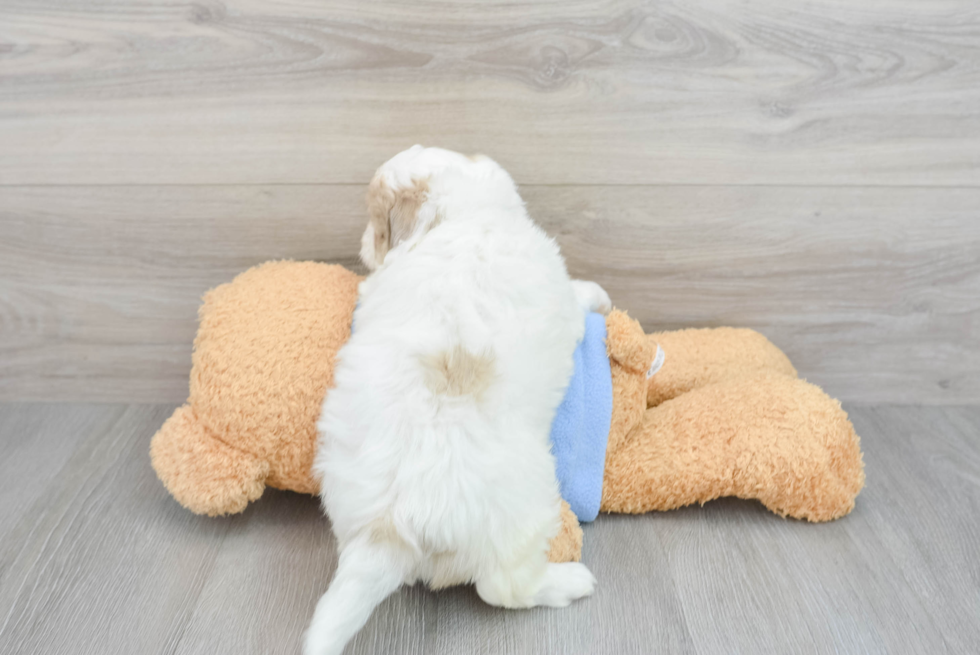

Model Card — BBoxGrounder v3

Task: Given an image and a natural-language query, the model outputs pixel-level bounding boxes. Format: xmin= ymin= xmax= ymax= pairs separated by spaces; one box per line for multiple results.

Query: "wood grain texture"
xmin=0 ymin=185 xmax=365 ymax=403
xmin=0 ymin=404 xmax=231 ymax=655
xmin=2 ymin=184 xmax=977 ymax=404
xmin=0 ymin=403 xmax=978 ymax=654
xmin=1 ymin=0 xmax=978 ymax=185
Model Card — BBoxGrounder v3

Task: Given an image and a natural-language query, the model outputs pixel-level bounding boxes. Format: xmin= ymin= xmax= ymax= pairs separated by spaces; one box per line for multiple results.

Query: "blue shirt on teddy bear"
xmin=548 ymin=312 xmax=613 ymax=522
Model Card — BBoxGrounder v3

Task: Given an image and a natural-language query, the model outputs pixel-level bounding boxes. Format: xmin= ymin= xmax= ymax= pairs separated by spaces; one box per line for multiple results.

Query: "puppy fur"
xmin=305 ymin=146 xmax=598 ymax=655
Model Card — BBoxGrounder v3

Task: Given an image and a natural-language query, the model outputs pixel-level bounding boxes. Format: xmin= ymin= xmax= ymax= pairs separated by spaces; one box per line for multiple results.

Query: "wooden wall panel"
xmin=1 ymin=0 xmax=978 ymax=185
xmin=2 ymin=185 xmax=976 ymax=403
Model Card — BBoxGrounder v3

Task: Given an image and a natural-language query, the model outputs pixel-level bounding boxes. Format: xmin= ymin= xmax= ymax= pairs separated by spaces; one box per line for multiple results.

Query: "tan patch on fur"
xmin=421 ymin=345 xmax=495 ymax=398
xmin=429 ymin=207 xmax=446 ymax=231
xmin=365 ymin=176 xmax=430 ymax=264
xmin=368 ymin=515 xmax=402 ymax=545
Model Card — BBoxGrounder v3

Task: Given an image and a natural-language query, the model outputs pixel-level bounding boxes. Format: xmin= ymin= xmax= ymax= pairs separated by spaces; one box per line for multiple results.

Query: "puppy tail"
xmin=304 ymin=536 xmax=414 ymax=655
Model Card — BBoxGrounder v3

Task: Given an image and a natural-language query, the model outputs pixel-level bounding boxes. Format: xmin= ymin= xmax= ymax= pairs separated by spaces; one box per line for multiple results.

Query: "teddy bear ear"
xmin=605 ymin=310 xmax=657 ymax=374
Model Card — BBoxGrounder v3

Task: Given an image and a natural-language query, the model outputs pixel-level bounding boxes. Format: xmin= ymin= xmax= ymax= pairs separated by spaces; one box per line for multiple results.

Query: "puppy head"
xmin=360 ymin=145 xmax=519 ymax=270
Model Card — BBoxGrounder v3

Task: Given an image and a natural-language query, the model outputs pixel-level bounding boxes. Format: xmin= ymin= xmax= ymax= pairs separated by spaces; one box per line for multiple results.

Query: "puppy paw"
xmin=571 ymin=280 xmax=612 ymax=315
xmin=535 ymin=562 xmax=597 ymax=607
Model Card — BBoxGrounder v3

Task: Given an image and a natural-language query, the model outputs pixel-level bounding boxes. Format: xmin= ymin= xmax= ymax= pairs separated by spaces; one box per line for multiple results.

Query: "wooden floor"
xmin=0 ymin=402 xmax=978 ymax=655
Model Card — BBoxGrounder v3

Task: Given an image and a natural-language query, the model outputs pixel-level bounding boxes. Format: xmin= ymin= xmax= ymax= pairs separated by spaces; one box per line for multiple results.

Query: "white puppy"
xmin=305 ymin=146 xmax=609 ymax=655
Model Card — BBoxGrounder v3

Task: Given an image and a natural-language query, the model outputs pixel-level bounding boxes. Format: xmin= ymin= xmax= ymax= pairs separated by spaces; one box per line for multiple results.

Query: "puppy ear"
xmin=366 ymin=177 xmax=394 ymax=264
xmin=365 ymin=176 xmax=430 ymax=265
xmin=389 ymin=177 xmax=429 ymax=246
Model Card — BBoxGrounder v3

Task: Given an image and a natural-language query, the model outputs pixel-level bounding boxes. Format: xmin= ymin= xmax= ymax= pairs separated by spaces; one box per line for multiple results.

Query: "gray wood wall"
xmin=2 ymin=0 xmax=978 ymax=404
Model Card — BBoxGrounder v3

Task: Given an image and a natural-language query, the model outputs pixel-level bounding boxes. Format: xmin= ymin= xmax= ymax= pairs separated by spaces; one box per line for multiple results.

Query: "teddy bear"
xmin=150 ymin=260 xmax=865 ymax=563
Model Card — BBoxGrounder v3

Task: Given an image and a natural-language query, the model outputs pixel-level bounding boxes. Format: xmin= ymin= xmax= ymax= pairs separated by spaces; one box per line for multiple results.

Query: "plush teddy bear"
xmin=150 ymin=261 xmax=865 ymax=563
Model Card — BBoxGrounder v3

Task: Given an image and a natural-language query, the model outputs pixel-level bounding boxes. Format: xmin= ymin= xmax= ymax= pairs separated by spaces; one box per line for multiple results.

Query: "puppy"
xmin=305 ymin=146 xmax=610 ymax=655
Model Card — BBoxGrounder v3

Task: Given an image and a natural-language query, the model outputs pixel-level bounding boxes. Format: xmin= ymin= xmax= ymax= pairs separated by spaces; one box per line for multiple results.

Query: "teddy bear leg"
xmin=150 ymin=405 xmax=270 ymax=516
xmin=547 ymin=500 xmax=584 ymax=563
xmin=601 ymin=373 xmax=865 ymax=522
xmin=645 ymin=327 xmax=799 ymax=407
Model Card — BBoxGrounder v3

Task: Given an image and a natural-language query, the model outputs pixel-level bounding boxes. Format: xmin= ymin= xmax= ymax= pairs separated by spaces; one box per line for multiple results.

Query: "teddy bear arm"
xmin=150 ymin=405 xmax=271 ymax=516
xmin=604 ymin=310 xmax=656 ymax=458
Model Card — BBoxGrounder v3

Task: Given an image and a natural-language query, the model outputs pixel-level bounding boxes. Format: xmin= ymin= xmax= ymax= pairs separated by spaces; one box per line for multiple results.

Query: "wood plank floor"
xmin=1 ymin=403 xmax=978 ymax=655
